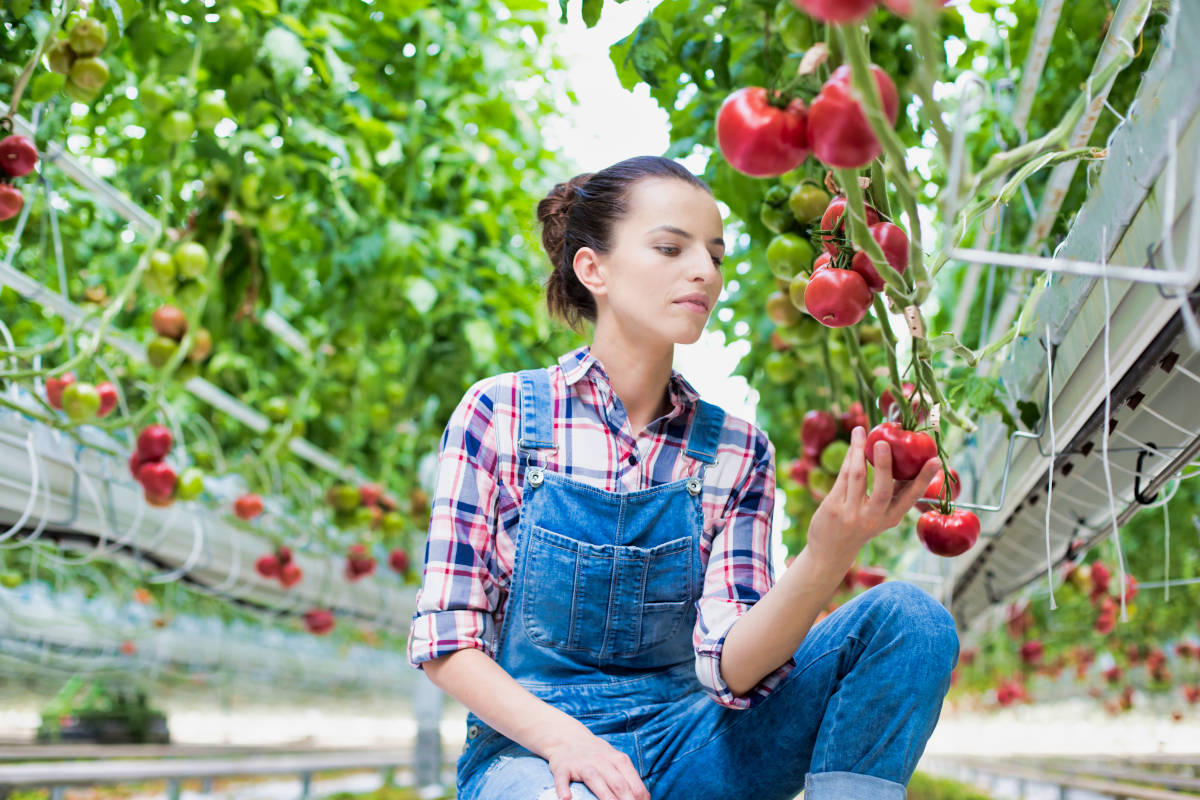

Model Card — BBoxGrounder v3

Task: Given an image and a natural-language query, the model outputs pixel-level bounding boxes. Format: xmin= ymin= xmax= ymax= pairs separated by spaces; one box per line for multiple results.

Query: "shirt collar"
xmin=557 ymin=345 xmax=701 ymax=409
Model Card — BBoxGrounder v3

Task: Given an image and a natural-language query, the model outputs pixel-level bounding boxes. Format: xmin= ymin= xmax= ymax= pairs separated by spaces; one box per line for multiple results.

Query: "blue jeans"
xmin=460 ymin=580 xmax=959 ymax=799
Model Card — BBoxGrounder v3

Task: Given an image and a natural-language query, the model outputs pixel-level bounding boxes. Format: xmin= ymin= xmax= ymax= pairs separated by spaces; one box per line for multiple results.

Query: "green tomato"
xmin=353 ymin=506 xmax=376 ymax=528
xmin=147 ymin=336 xmax=179 ymax=369
xmin=777 ymin=314 xmax=825 ymax=347
xmin=46 ymin=39 xmax=74 ymax=75
xmin=138 ymin=79 xmax=174 ymax=116
xmin=68 ymin=57 xmax=109 ymax=92
xmin=61 ymin=381 xmax=101 ymax=421
xmin=195 ymin=91 xmax=231 ymax=130
xmin=789 ymin=183 xmax=831 ymax=225
xmin=264 ymin=396 xmax=291 ymax=423
xmin=62 ymin=79 xmax=98 ymax=104
xmin=0 ymin=572 xmax=21 ymax=589
xmin=331 ymin=484 xmax=361 ymax=512
xmin=763 ymin=351 xmax=797 ymax=385
xmin=263 ymin=204 xmax=294 ymax=233
xmin=175 ymin=467 xmax=205 ymax=500
xmin=239 ymin=174 xmax=263 ymax=210
xmin=766 ymin=290 xmax=803 ymax=327
xmin=68 ymin=17 xmax=108 ymax=57
xmin=767 ymin=234 xmax=816 ymax=281
xmin=369 ymin=402 xmax=391 ymax=433
xmin=760 ymin=202 xmax=796 ymax=235
xmin=808 ymin=468 xmax=835 ymax=499
xmin=149 ymin=249 xmax=176 ymax=281
xmin=381 ymin=511 xmax=406 ymax=536
xmin=788 ymin=271 xmax=811 ymax=312
xmin=820 ymin=440 xmax=850 ymax=474
xmin=143 ymin=270 xmax=174 ymax=298
xmin=173 ymin=242 xmax=209 ymax=279
xmin=161 ymin=110 xmax=195 ymax=143
xmin=193 ymin=449 xmax=215 ymax=470
xmin=175 ymin=280 xmax=208 ymax=309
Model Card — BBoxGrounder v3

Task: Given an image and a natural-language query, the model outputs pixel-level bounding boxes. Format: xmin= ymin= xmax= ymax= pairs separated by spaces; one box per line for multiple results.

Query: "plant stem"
xmin=871 ymin=295 xmax=913 ymax=430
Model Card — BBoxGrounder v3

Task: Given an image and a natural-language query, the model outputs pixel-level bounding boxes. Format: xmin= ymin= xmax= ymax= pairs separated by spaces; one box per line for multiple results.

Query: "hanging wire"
xmin=1098 ymin=227 xmax=1130 ymax=622
xmin=1043 ymin=324 xmax=1057 ymax=610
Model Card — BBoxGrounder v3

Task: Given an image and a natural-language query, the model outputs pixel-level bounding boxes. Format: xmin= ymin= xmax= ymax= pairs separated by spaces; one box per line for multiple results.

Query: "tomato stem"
xmin=871 ymin=295 xmax=913 ymax=431
xmin=841 ymin=327 xmax=879 ymax=429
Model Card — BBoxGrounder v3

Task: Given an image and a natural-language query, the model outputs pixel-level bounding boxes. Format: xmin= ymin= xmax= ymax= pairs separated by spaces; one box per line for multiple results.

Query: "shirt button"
xmin=627 ymin=453 xmax=637 ymax=465
xmin=467 ymin=724 xmax=480 ymax=739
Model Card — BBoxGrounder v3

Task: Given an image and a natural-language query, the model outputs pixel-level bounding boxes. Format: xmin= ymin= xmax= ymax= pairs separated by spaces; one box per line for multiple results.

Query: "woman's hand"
xmin=806 ymin=425 xmax=940 ymax=571
xmin=544 ymin=729 xmax=651 ymax=800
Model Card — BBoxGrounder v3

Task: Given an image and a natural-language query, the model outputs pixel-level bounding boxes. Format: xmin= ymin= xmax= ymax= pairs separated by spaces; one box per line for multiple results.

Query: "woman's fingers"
xmin=866 ymin=439 xmax=894 ymax=512
xmin=889 ymin=458 xmax=941 ymax=518
xmin=843 ymin=426 xmax=867 ymax=502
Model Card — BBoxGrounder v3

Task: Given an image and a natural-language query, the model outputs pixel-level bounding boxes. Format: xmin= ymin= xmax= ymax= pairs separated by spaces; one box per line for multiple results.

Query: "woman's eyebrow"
xmin=647 ymin=224 xmax=725 ymax=248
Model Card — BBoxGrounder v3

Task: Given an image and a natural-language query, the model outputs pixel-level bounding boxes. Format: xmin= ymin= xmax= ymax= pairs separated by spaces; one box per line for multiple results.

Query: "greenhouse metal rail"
xmin=0 ymin=745 xmax=455 ymax=800
xmin=928 ymin=754 xmax=1200 ymax=799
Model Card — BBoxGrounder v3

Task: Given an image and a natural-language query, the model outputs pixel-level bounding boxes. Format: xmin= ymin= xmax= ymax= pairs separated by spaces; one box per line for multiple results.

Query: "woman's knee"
xmin=862 ymin=581 xmax=959 ymax=672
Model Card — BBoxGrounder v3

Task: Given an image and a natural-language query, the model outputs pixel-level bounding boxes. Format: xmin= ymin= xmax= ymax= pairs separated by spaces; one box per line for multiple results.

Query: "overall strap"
xmin=683 ymin=399 xmax=725 ymax=466
xmin=516 ymin=368 xmax=556 ymax=461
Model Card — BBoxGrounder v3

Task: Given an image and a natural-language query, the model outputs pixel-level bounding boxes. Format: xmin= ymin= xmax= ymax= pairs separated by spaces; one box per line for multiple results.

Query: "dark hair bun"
xmin=537 ymin=173 xmax=594 ymax=273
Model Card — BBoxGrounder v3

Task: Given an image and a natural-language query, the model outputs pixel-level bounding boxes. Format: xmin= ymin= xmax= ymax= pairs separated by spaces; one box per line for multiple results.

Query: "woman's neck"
xmin=588 ymin=334 xmax=674 ymax=435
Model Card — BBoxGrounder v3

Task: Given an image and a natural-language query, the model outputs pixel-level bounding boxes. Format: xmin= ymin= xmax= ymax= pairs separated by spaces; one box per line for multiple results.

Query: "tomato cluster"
xmin=0 ymin=134 xmax=39 ymax=222
xmin=302 ymin=607 xmax=336 ymax=635
xmin=44 ymin=371 xmax=119 ymax=422
xmin=325 ymin=481 xmax=406 ymax=535
xmin=45 ymin=15 xmax=111 ymax=104
xmin=128 ymin=424 xmax=203 ymax=507
xmin=344 ymin=543 xmax=378 ymax=581
xmin=255 ymin=545 xmax=303 ymax=588
xmin=788 ymin=404 xmax=869 ymax=501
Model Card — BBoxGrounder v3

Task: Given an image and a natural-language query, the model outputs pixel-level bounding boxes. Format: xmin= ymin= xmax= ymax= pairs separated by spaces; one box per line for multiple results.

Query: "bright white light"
xmin=214 ymin=119 xmax=238 ymax=138
xmin=121 ymin=229 xmax=136 ymax=244
xmin=402 ymin=43 xmax=416 ymax=58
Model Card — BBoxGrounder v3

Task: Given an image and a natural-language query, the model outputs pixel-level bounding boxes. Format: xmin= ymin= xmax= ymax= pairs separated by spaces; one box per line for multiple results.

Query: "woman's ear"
xmin=573 ymin=247 xmax=608 ymax=299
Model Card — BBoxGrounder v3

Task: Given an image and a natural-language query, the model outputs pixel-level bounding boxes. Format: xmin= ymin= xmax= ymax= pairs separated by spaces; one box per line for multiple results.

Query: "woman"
xmin=408 ymin=156 xmax=958 ymax=800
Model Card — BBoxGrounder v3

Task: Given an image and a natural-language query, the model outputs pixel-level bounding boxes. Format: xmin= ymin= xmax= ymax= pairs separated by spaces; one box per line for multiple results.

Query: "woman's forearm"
xmin=717 ymin=545 xmax=851 ymax=698
xmin=421 ymin=647 xmax=592 ymax=757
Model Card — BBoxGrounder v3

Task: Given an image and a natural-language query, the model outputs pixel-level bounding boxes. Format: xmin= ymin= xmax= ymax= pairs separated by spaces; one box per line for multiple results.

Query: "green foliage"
xmin=908 ymin=770 xmax=994 ymax=800
xmin=0 ymin=0 xmax=579 ymax=536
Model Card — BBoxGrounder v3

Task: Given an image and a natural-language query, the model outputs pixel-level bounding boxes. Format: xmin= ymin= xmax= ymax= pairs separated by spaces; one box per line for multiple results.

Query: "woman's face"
xmin=578 ymin=177 xmax=725 ymax=345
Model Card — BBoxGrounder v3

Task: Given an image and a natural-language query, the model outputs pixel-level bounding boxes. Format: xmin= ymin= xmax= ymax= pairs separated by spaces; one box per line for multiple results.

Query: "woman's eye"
xmin=712 ymin=257 xmax=723 ymax=268
xmin=657 ymin=246 xmax=680 ymax=256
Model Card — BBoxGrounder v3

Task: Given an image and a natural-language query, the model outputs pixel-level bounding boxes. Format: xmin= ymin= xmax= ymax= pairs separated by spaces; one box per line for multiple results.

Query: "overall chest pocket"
xmin=521 ymin=524 xmax=695 ymax=660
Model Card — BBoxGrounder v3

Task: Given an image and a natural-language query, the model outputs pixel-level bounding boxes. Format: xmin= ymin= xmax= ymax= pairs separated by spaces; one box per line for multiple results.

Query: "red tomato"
xmin=840 ymin=402 xmax=869 ymax=435
xmin=865 ymin=421 xmax=937 ymax=480
xmin=812 ymin=252 xmax=832 ymax=272
xmin=255 ymin=554 xmax=280 ymax=579
xmin=276 ymin=546 xmax=293 ymax=565
xmin=850 ymin=222 xmax=909 ymax=292
xmin=137 ymin=461 xmax=177 ymax=498
xmin=809 ymin=64 xmax=900 ymax=169
xmin=818 ymin=196 xmax=882 ymax=258
xmin=359 ymin=482 xmax=383 ymax=507
xmin=804 ymin=268 xmax=872 ymax=327
xmin=916 ymin=467 xmax=961 ymax=512
xmin=45 ymin=372 xmax=77 ymax=410
xmin=137 ymin=424 xmax=173 ymax=460
xmin=788 ymin=455 xmax=817 ymax=486
xmin=792 ymin=0 xmax=876 ymax=23
xmin=855 ymin=565 xmax=888 ymax=588
xmin=389 ymin=547 xmax=411 ymax=573
xmin=0 ymin=135 xmax=39 ymax=177
xmin=234 ymin=493 xmax=264 ymax=520
xmin=278 ymin=562 xmax=303 ymax=588
xmin=716 ymin=87 xmax=810 ymax=178
xmin=96 ymin=381 xmax=119 ymax=417
xmin=0 ymin=183 xmax=24 ymax=221
xmin=801 ymin=409 xmax=839 ymax=455
xmin=303 ymin=608 xmax=336 ymax=635
xmin=916 ymin=508 xmax=980 ymax=557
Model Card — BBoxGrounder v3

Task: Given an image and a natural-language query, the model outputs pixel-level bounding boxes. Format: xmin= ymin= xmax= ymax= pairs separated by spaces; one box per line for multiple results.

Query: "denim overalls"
xmin=456 ymin=367 xmax=959 ymax=800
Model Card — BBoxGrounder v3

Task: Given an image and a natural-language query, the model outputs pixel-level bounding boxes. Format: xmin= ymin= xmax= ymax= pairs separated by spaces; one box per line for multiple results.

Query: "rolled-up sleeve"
xmin=407 ymin=377 xmax=504 ymax=669
xmin=694 ymin=429 xmax=794 ymax=709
